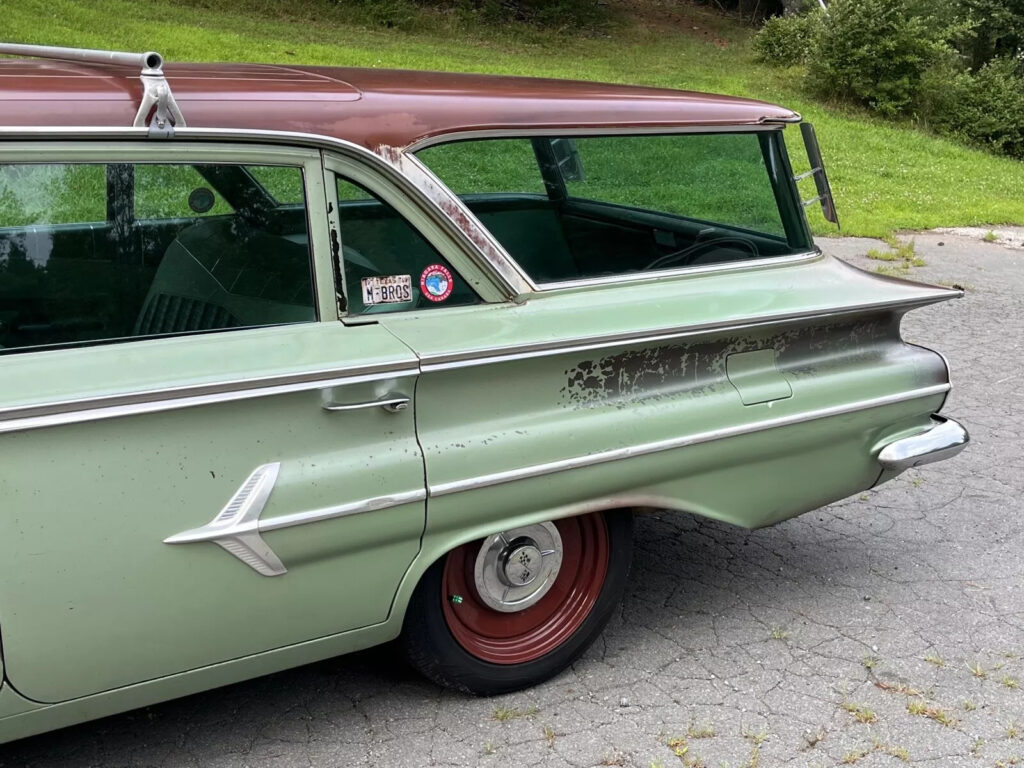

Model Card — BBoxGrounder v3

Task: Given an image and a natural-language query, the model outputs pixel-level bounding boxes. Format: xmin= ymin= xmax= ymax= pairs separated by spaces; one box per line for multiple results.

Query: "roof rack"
xmin=0 ymin=43 xmax=186 ymax=137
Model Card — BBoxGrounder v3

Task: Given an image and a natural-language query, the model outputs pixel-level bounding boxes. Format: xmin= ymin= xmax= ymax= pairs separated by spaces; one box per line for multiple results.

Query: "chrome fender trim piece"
xmin=164 ymin=463 xmax=286 ymax=577
xmin=428 ymin=383 xmax=952 ymax=497
xmin=877 ymin=416 xmax=969 ymax=472
xmin=164 ymin=463 xmax=426 ymax=577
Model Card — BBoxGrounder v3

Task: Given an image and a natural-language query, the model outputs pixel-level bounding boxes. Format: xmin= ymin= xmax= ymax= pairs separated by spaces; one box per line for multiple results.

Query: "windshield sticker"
xmin=420 ymin=264 xmax=454 ymax=303
xmin=362 ymin=275 xmax=413 ymax=305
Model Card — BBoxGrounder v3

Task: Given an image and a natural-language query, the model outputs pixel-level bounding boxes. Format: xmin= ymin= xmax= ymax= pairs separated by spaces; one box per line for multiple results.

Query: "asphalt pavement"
xmin=1 ymin=232 xmax=1021 ymax=767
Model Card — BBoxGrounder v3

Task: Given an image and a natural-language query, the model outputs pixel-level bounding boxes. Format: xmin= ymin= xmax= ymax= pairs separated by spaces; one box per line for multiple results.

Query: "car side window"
xmin=334 ymin=176 xmax=479 ymax=314
xmin=416 ymin=133 xmax=814 ymax=284
xmin=0 ymin=162 xmax=315 ymax=353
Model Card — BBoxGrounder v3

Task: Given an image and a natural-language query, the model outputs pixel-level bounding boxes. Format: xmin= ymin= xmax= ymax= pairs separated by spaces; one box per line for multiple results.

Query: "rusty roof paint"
xmin=0 ymin=59 xmax=799 ymax=150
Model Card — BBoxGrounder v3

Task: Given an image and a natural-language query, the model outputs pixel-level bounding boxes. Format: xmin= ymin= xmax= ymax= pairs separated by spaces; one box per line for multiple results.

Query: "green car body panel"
xmin=0 ymin=49 xmax=966 ymax=743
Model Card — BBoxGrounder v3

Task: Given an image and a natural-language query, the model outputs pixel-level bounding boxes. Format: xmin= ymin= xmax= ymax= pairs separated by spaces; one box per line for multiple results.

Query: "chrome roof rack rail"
xmin=0 ymin=43 xmax=186 ymax=137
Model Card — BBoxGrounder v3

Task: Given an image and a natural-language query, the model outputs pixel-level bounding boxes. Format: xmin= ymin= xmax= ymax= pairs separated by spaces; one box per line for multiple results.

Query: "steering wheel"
xmin=644 ymin=236 xmax=759 ymax=271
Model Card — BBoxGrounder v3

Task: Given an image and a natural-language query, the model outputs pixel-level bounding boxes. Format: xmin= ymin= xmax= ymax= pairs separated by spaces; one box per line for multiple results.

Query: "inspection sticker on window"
xmin=361 ymin=275 xmax=413 ymax=305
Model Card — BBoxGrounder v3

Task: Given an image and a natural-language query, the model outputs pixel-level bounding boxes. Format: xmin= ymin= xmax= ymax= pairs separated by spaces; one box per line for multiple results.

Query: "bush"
xmin=807 ymin=0 xmax=949 ymax=117
xmin=753 ymin=10 xmax=825 ymax=67
xmin=920 ymin=56 xmax=1024 ymax=159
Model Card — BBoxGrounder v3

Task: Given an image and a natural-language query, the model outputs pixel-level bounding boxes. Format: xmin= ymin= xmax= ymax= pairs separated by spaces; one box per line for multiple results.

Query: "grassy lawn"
xmin=4 ymin=0 xmax=1024 ymax=236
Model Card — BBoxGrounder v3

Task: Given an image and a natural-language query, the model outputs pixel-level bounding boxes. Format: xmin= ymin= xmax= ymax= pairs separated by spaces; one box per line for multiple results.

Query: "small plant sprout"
xmin=1002 ymin=676 xmax=1020 ymax=689
xmin=924 ymin=654 xmax=946 ymax=667
xmin=742 ymin=727 xmax=768 ymax=747
xmin=963 ymin=699 xmax=978 ymax=711
xmin=906 ymin=698 xmax=956 ymax=727
xmin=968 ymin=661 xmax=987 ymax=678
xmin=841 ymin=700 xmax=878 ymax=724
xmin=769 ymin=627 xmax=790 ymax=640
xmin=862 ymin=655 xmax=879 ymax=670
xmin=984 ymin=230 xmax=998 ymax=242
xmin=841 ymin=747 xmax=870 ymax=764
xmin=1008 ymin=722 xmax=1022 ymax=739
xmin=542 ymin=725 xmax=557 ymax=746
xmin=687 ymin=723 xmax=716 ymax=739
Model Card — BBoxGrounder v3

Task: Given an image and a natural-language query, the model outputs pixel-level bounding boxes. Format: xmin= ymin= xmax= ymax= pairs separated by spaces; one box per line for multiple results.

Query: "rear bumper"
xmin=877 ymin=416 xmax=969 ymax=472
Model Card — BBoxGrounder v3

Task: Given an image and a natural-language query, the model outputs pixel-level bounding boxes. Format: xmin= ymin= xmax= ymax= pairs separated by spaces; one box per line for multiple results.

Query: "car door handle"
xmin=322 ymin=392 xmax=410 ymax=414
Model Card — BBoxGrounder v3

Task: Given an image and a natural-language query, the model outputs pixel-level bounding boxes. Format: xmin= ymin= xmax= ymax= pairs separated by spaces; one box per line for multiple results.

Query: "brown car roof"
xmin=0 ymin=59 xmax=799 ymax=150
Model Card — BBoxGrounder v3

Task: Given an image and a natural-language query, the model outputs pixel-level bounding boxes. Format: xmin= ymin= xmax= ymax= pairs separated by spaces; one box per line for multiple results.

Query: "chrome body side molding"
xmin=877 ymin=416 xmax=969 ymax=472
xmin=428 ymin=383 xmax=952 ymax=497
xmin=164 ymin=463 xmax=426 ymax=576
xmin=0 ymin=365 xmax=418 ymax=435
xmin=164 ymin=463 xmax=286 ymax=577
xmin=417 ymin=295 xmax=961 ymax=373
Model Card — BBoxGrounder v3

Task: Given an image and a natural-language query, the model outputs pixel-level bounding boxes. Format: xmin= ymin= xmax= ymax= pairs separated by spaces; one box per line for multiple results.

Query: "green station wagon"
xmin=0 ymin=43 xmax=967 ymax=742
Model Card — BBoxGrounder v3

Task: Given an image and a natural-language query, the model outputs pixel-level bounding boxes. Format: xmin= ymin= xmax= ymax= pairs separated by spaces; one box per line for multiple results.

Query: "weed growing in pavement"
xmin=1002 ymin=676 xmax=1020 ymax=689
xmin=968 ymin=661 xmax=988 ymax=678
xmin=924 ymin=654 xmax=946 ymax=667
xmin=841 ymin=700 xmax=878 ymax=724
xmin=984 ymin=230 xmax=998 ymax=242
xmin=906 ymin=698 xmax=956 ymax=727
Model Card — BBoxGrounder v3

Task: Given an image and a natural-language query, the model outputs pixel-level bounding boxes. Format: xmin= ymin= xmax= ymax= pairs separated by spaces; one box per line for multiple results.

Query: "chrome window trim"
xmin=428 ymin=383 xmax=952 ymax=497
xmin=417 ymin=293 xmax=961 ymax=373
xmin=536 ymin=249 xmax=822 ymax=291
xmin=405 ymin=126 xmax=828 ymax=292
xmin=0 ymin=126 xmax=530 ymax=299
xmin=0 ymin=364 xmax=419 ymax=434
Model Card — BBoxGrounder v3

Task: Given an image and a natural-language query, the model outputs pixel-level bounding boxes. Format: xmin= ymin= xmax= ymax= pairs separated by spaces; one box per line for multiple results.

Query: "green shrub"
xmin=807 ymin=0 xmax=949 ymax=116
xmin=920 ymin=56 xmax=1024 ymax=158
xmin=753 ymin=10 xmax=824 ymax=66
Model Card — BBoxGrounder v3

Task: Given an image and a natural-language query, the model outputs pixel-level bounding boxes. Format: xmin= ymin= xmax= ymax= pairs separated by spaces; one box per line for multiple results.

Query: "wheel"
xmin=401 ymin=509 xmax=633 ymax=695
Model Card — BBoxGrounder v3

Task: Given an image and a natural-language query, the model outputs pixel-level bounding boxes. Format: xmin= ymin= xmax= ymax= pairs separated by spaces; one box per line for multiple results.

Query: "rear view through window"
xmin=417 ymin=132 xmax=813 ymax=283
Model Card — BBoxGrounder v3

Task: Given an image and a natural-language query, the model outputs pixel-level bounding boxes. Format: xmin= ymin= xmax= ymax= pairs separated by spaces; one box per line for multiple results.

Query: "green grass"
xmin=4 ymin=0 xmax=1024 ymax=236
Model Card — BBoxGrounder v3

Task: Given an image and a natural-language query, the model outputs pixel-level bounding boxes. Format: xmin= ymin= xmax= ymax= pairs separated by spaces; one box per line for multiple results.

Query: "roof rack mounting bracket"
xmin=135 ymin=63 xmax=186 ymax=138
xmin=0 ymin=43 xmax=186 ymax=137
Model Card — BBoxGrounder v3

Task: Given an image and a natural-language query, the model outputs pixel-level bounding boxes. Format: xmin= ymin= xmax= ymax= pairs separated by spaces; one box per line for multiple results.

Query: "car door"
xmin=0 ymin=142 xmax=426 ymax=703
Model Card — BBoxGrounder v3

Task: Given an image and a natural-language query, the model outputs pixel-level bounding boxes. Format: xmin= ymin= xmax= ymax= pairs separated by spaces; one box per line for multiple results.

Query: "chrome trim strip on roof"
xmin=0 ymin=365 xmax=419 ymax=434
xmin=428 ymin=383 xmax=952 ymax=497
xmin=404 ymin=123 xmax=784 ymax=153
xmin=417 ymin=293 xmax=961 ymax=372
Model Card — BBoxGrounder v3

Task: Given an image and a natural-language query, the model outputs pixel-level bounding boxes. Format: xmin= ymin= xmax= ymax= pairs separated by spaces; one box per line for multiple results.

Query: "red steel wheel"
xmin=441 ymin=514 xmax=609 ymax=664
xmin=402 ymin=509 xmax=633 ymax=695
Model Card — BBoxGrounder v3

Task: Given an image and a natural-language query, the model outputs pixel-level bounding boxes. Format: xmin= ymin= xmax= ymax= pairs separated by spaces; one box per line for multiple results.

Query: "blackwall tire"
xmin=401 ymin=509 xmax=633 ymax=695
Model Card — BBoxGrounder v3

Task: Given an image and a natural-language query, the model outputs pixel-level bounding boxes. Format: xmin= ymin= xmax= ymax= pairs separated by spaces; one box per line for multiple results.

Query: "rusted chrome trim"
xmin=418 ymin=293 xmax=961 ymax=372
xmin=428 ymin=383 xmax=952 ymax=497
xmin=0 ymin=365 xmax=419 ymax=434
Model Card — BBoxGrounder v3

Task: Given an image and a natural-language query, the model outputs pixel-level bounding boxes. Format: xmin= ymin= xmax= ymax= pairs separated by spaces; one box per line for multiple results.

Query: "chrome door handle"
xmin=322 ymin=392 xmax=410 ymax=414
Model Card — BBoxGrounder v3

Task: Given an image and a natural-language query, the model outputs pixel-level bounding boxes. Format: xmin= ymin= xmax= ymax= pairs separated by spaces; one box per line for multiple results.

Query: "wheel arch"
xmin=383 ymin=493 xmax=712 ymax=635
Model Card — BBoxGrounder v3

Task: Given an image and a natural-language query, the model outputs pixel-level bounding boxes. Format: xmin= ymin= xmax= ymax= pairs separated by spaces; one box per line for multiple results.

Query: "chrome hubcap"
xmin=473 ymin=522 xmax=562 ymax=613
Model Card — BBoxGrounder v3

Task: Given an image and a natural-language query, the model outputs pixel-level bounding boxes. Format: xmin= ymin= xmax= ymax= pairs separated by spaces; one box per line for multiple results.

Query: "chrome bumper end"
xmin=877 ymin=416 xmax=969 ymax=473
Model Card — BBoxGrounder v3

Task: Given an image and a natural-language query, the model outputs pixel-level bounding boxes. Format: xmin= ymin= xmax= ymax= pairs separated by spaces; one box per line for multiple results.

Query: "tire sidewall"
xmin=402 ymin=509 xmax=634 ymax=695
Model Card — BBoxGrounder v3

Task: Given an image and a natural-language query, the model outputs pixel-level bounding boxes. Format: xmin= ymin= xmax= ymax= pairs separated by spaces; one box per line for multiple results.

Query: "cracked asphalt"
xmin=1 ymin=233 xmax=1021 ymax=767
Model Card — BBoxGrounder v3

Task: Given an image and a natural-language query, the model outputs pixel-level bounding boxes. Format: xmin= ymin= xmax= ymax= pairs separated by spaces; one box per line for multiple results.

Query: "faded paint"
xmin=563 ymin=316 xmax=896 ymax=408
